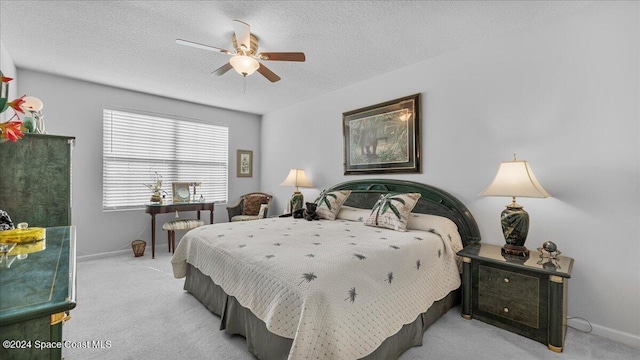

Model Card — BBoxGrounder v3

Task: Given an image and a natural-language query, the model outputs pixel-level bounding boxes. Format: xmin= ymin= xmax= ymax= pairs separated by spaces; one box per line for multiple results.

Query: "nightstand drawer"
xmin=478 ymin=265 xmax=539 ymax=328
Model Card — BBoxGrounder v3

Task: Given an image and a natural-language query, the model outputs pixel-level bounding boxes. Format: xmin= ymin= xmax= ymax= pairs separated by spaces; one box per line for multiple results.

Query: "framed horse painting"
xmin=343 ymin=93 xmax=421 ymax=174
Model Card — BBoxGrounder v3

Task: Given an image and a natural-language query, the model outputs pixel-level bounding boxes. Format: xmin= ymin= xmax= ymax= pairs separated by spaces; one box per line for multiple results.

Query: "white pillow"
xmin=258 ymin=203 xmax=268 ymax=218
xmin=407 ymin=213 xmax=459 ymax=233
xmin=364 ymin=193 xmax=421 ymax=231
xmin=315 ymin=190 xmax=351 ymax=220
xmin=336 ymin=206 xmax=370 ymax=222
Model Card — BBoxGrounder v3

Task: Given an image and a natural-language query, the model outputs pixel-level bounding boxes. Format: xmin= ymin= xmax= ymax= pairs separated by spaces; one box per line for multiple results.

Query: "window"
xmin=103 ymin=109 xmax=228 ymax=210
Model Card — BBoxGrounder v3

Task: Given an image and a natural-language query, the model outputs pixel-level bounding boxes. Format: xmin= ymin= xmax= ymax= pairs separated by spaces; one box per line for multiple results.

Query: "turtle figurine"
xmin=538 ymin=240 xmax=561 ymax=260
xmin=542 ymin=241 xmax=557 ymax=253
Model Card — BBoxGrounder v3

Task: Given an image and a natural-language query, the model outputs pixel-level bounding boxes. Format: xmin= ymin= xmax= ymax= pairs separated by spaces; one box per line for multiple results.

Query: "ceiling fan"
xmin=176 ymin=19 xmax=305 ymax=83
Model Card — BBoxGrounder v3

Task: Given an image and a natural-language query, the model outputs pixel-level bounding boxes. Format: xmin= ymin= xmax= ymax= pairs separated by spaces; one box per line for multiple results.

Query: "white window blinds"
xmin=102 ymin=109 xmax=228 ymax=210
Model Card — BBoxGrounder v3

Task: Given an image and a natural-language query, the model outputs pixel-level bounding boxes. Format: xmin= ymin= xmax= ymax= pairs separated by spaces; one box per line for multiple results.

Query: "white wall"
xmin=261 ymin=2 xmax=640 ymax=347
xmin=1 ymin=40 xmax=17 ymax=122
xmin=16 ymin=70 xmax=261 ymax=257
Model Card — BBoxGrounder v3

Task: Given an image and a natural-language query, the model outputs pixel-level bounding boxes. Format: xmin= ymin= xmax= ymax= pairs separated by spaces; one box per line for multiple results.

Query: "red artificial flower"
xmin=6 ymin=95 xmax=26 ymax=115
xmin=0 ymin=121 xmax=24 ymax=142
xmin=1 ymin=76 xmax=13 ymax=83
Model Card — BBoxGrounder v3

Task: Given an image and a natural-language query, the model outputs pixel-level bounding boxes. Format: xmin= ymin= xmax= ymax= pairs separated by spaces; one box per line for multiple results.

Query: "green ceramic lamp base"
xmin=290 ymin=191 xmax=304 ymax=212
xmin=500 ymin=201 xmax=530 ymax=258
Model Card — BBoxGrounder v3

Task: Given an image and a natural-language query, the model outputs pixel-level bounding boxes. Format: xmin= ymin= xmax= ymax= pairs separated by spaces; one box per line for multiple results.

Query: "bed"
xmin=172 ymin=179 xmax=480 ymax=360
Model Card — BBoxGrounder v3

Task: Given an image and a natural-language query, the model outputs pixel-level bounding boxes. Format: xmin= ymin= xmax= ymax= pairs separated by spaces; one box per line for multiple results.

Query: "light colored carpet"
xmin=62 ymin=250 xmax=639 ymax=360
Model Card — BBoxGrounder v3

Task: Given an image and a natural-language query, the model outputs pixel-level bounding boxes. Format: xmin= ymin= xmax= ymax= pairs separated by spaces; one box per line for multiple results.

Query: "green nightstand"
xmin=457 ymin=242 xmax=574 ymax=352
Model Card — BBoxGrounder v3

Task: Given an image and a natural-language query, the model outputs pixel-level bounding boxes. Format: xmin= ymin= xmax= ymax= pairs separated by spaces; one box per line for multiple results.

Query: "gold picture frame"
xmin=343 ymin=93 xmax=421 ymax=174
xmin=172 ymin=182 xmax=191 ymax=203
xmin=237 ymin=149 xmax=253 ymax=178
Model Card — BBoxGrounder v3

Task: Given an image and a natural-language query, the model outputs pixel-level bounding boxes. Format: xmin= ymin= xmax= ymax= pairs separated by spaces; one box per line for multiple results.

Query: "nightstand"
xmin=457 ymin=242 xmax=574 ymax=352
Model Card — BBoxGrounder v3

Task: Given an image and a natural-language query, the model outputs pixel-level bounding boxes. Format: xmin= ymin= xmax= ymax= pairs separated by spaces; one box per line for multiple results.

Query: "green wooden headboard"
xmin=327 ymin=179 xmax=481 ymax=247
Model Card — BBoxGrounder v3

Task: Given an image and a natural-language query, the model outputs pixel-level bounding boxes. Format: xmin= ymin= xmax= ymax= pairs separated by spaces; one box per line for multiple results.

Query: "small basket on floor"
xmin=131 ymin=239 xmax=146 ymax=257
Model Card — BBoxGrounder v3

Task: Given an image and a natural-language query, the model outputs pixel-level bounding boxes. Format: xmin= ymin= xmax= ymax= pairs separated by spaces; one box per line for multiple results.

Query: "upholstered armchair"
xmin=226 ymin=192 xmax=273 ymax=222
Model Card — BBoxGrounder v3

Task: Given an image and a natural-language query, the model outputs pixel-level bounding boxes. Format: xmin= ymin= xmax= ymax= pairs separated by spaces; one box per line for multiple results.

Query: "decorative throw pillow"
xmin=243 ymin=195 xmax=270 ymax=216
xmin=364 ymin=193 xmax=421 ymax=231
xmin=315 ymin=190 xmax=351 ymax=220
xmin=257 ymin=203 xmax=268 ymax=218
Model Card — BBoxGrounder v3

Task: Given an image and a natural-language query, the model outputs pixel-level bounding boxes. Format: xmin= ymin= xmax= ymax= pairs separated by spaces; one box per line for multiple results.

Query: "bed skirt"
xmin=184 ymin=264 xmax=459 ymax=360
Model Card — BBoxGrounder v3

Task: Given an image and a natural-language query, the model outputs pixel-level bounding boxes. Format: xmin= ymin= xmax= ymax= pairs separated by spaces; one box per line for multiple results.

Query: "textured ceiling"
xmin=0 ymin=1 xmax=592 ymax=115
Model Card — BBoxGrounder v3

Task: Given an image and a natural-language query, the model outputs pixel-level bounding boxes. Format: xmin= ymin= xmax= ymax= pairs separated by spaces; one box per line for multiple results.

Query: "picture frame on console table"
xmin=172 ymin=182 xmax=191 ymax=203
xmin=343 ymin=93 xmax=421 ymax=174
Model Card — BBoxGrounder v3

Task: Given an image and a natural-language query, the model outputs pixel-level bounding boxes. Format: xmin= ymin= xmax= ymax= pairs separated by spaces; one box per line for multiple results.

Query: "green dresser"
xmin=458 ymin=242 xmax=574 ymax=352
xmin=0 ymin=134 xmax=74 ymax=227
xmin=0 ymin=226 xmax=77 ymax=360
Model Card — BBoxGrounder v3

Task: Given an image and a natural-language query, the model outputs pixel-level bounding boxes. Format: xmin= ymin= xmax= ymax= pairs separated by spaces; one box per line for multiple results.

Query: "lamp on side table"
xmin=479 ymin=154 xmax=550 ymax=258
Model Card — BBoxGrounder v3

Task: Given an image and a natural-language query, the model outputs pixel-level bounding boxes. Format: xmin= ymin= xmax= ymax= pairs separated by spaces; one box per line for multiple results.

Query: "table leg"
xmin=197 ymin=210 xmax=201 ymax=220
xmin=151 ymin=214 xmax=156 ymax=259
xmin=461 ymin=257 xmax=472 ymax=319
xmin=210 ymin=209 xmax=214 ymax=224
xmin=548 ymin=276 xmax=567 ymax=352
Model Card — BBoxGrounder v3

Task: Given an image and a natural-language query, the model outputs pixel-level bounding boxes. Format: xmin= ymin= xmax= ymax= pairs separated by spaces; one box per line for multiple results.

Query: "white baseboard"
xmin=568 ymin=318 xmax=640 ymax=349
xmin=77 ymin=249 xmax=131 ymax=262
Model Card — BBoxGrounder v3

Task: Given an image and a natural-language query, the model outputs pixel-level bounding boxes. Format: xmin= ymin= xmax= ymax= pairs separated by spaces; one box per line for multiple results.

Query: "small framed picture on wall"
xmin=237 ymin=149 xmax=253 ymax=177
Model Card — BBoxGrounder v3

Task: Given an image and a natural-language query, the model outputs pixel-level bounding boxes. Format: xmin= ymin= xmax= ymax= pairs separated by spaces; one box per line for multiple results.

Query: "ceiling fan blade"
xmin=232 ymin=19 xmax=251 ymax=52
xmin=211 ymin=62 xmax=233 ymax=76
xmin=176 ymin=39 xmax=233 ymax=55
xmin=257 ymin=63 xmax=281 ymax=82
xmin=257 ymin=52 xmax=306 ymax=62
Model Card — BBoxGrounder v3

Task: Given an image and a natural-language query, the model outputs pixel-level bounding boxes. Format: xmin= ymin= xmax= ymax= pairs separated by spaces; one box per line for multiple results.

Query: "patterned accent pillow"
xmin=364 ymin=193 xmax=421 ymax=231
xmin=315 ymin=190 xmax=351 ymax=220
xmin=243 ymin=195 xmax=270 ymax=216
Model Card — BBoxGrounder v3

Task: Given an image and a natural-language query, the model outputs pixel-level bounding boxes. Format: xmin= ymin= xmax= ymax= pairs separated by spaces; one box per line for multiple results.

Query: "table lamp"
xmin=479 ymin=155 xmax=550 ymax=257
xmin=280 ymin=169 xmax=313 ymax=212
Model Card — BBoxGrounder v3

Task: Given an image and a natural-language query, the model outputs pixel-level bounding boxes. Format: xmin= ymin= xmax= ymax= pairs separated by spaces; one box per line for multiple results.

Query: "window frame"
xmin=102 ymin=108 xmax=228 ymax=211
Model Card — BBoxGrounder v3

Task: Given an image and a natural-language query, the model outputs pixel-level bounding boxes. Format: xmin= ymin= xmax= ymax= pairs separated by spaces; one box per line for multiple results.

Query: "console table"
xmin=1 ymin=226 xmax=77 ymax=360
xmin=145 ymin=202 xmax=215 ymax=258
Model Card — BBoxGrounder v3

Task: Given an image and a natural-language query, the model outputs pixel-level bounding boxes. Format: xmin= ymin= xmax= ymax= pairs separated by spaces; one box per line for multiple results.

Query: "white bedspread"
xmin=172 ymin=217 xmax=462 ymax=360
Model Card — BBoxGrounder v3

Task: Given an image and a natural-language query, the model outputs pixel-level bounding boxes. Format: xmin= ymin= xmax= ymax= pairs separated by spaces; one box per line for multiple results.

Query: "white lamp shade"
xmin=20 ymin=96 xmax=44 ymax=112
xmin=280 ymin=169 xmax=313 ymax=189
xmin=479 ymin=160 xmax=550 ymax=198
xmin=230 ymin=55 xmax=260 ymax=76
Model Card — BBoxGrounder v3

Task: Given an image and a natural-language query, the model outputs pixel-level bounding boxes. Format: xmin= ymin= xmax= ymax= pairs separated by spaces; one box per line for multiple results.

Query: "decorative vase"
xmin=150 ymin=193 xmax=161 ymax=203
xmin=500 ymin=203 xmax=530 ymax=257
xmin=23 ymin=116 xmax=37 ymax=133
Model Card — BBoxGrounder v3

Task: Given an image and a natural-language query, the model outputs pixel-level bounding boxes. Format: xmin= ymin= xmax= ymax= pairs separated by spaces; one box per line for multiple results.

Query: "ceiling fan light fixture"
xmin=230 ymin=55 xmax=260 ymax=76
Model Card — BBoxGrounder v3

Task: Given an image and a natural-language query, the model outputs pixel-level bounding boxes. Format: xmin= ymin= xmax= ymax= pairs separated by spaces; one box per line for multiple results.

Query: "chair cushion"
xmin=242 ymin=195 xmax=270 ymax=216
xmin=162 ymin=219 xmax=205 ymax=231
